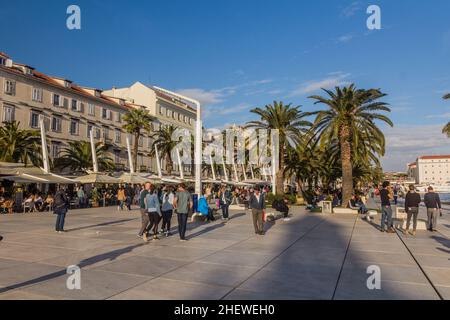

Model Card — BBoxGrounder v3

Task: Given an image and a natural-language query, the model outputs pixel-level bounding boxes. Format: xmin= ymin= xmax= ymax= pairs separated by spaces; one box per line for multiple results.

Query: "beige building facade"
xmin=0 ymin=52 xmax=181 ymax=173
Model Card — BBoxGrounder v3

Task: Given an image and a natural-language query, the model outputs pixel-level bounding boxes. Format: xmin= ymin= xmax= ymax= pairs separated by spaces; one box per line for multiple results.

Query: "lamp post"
xmin=153 ymin=86 xmax=202 ymax=195
xmin=39 ymin=116 xmax=50 ymax=174
xmin=126 ymin=135 xmax=134 ymax=174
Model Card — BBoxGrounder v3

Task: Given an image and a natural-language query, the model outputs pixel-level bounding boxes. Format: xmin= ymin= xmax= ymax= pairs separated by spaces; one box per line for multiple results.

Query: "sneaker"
xmin=283 ymin=218 xmax=291 ymax=222
xmin=380 ymin=229 xmax=385 ymax=232
xmin=165 ymin=232 xmax=170 ymax=238
xmin=387 ymin=228 xmax=396 ymax=234
xmin=432 ymin=229 xmax=438 ymax=232
xmin=153 ymin=235 xmax=159 ymax=240
xmin=179 ymin=239 xmax=187 ymax=242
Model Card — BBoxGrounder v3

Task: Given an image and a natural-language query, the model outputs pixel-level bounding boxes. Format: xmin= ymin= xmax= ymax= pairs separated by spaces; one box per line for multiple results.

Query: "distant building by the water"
xmin=407 ymin=155 xmax=450 ymax=184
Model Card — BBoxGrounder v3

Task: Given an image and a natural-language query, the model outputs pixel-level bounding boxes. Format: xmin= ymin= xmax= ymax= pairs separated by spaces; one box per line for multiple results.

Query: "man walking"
xmin=219 ymin=186 xmax=232 ymax=221
xmin=380 ymin=181 xmax=395 ymax=233
xmin=424 ymin=186 xmax=442 ymax=232
xmin=249 ymin=187 xmax=266 ymax=235
xmin=173 ymin=184 xmax=192 ymax=241
xmin=404 ymin=184 xmax=421 ymax=236
xmin=54 ymin=186 xmax=69 ymax=233
xmin=138 ymin=182 xmax=151 ymax=239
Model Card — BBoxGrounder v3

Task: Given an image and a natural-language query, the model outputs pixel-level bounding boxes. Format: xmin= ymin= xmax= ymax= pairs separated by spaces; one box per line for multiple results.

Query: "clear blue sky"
xmin=1 ymin=0 xmax=449 ymax=171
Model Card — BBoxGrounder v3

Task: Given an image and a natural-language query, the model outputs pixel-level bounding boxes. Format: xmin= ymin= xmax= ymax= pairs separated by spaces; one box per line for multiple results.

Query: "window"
xmin=115 ymin=129 xmax=121 ymax=143
xmin=51 ymin=143 xmax=61 ymax=159
xmin=147 ymin=137 xmax=152 ymax=148
xmin=63 ymin=97 xmax=69 ymax=108
xmin=4 ymin=80 xmax=16 ymax=95
xmin=173 ymin=111 xmax=177 ymax=120
xmin=88 ymin=104 xmax=95 ymax=116
xmin=184 ymin=115 xmax=188 ymax=123
xmin=0 ymin=57 xmax=5 ymax=65
xmin=115 ymin=112 xmax=121 ymax=123
xmin=189 ymin=118 xmax=193 ymax=125
xmin=102 ymin=108 xmax=111 ymax=120
xmin=53 ymin=94 xmax=61 ymax=106
xmin=70 ymin=119 xmax=79 ymax=135
xmin=102 ymin=127 xmax=110 ymax=140
xmin=138 ymin=136 xmax=143 ymax=147
xmin=2 ymin=104 xmax=15 ymax=122
xmin=79 ymin=102 xmax=85 ymax=113
xmin=71 ymin=99 xmax=78 ymax=111
xmin=114 ymin=150 xmax=120 ymax=164
xmin=159 ymin=105 xmax=164 ymax=115
xmin=30 ymin=112 xmax=40 ymax=128
xmin=51 ymin=116 xmax=62 ymax=132
xmin=32 ymin=87 xmax=43 ymax=102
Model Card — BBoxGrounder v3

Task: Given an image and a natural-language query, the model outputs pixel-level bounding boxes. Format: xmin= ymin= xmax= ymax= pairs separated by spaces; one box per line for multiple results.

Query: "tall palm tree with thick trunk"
xmin=150 ymin=125 xmax=179 ymax=175
xmin=443 ymin=94 xmax=450 ymax=137
xmin=0 ymin=121 xmax=41 ymax=166
xmin=123 ymin=108 xmax=155 ymax=171
xmin=310 ymin=85 xmax=393 ymax=207
xmin=54 ymin=141 xmax=114 ymax=172
xmin=246 ymin=101 xmax=312 ymax=195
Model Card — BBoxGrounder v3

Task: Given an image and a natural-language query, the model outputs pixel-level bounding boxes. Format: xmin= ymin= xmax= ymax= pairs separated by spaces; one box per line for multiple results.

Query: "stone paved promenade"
xmin=0 ymin=205 xmax=449 ymax=300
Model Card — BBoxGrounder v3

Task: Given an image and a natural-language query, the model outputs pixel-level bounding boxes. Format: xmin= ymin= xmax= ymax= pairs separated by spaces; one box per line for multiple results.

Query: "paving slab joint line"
xmin=394 ymin=229 xmax=444 ymax=300
xmin=104 ymin=217 xmax=258 ymax=300
xmin=330 ymin=214 xmax=358 ymax=300
xmin=219 ymin=215 xmax=328 ymax=300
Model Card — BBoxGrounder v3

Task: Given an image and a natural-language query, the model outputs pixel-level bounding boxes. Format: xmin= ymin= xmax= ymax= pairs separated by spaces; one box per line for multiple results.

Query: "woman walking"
xmin=144 ymin=185 xmax=161 ymax=241
xmin=117 ymin=186 xmax=126 ymax=211
xmin=161 ymin=187 xmax=175 ymax=237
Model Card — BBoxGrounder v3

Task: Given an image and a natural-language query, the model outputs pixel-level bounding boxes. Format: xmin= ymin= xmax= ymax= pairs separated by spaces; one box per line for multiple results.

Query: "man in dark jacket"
xmin=219 ymin=186 xmax=232 ymax=221
xmin=424 ymin=186 xmax=442 ymax=231
xmin=54 ymin=186 xmax=69 ymax=233
xmin=249 ymin=187 xmax=266 ymax=235
xmin=404 ymin=184 xmax=421 ymax=236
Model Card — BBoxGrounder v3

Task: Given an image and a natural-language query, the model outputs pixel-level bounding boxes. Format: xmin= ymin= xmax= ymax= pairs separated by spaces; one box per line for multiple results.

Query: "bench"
xmin=392 ymin=207 xmax=427 ymax=230
xmin=333 ymin=207 xmax=359 ymax=214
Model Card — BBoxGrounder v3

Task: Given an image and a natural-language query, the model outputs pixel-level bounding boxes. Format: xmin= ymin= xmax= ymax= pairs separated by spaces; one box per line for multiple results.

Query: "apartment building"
xmin=104 ymin=82 xmax=197 ymax=173
xmin=0 ymin=52 xmax=155 ymax=172
xmin=413 ymin=155 xmax=450 ymax=184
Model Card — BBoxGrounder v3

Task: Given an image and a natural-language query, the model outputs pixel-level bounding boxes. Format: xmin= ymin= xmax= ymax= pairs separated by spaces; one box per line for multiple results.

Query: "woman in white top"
xmin=160 ymin=187 xmax=175 ymax=237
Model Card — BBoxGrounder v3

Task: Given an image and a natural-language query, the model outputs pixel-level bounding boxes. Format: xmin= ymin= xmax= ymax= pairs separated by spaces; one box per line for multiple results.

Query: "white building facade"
xmin=414 ymin=155 xmax=450 ymax=184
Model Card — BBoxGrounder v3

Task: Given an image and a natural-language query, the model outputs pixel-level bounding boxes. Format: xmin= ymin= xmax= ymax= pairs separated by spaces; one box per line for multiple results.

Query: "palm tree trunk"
xmin=167 ymin=154 xmax=173 ymax=175
xmin=340 ymin=125 xmax=353 ymax=207
xmin=133 ymin=131 xmax=139 ymax=172
xmin=275 ymin=145 xmax=285 ymax=195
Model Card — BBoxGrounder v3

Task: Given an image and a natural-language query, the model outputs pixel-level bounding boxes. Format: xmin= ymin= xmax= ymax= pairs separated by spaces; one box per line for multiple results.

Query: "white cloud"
xmin=337 ymin=34 xmax=355 ymax=43
xmin=176 ymin=88 xmax=224 ymax=106
xmin=381 ymin=124 xmax=450 ymax=171
xmin=341 ymin=2 xmax=361 ymax=18
xmin=289 ymin=73 xmax=351 ymax=97
xmin=426 ymin=113 xmax=450 ymax=119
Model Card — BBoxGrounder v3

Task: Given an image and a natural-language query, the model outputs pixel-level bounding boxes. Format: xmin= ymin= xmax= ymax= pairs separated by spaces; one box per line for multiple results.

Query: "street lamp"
xmin=152 ymin=86 xmax=202 ymax=195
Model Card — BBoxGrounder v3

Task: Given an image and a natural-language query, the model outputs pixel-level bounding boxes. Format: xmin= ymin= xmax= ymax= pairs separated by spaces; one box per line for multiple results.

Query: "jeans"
xmin=380 ymin=205 xmax=392 ymax=231
xmin=118 ymin=200 xmax=124 ymax=210
xmin=252 ymin=208 xmax=264 ymax=234
xmin=406 ymin=207 xmax=419 ymax=231
xmin=221 ymin=204 xmax=229 ymax=219
xmin=177 ymin=213 xmax=188 ymax=240
xmin=55 ymin=212 xmax=66 ymax=231
xmin=161 ymin=209 xmax=173 ymax=232
xmin=427 ymin=208 xmax=439 ymax=230
xmin=145 ymin=212 xmax=161 ymax=236
xmin=138 ymin=208 xmax=149 ymax=236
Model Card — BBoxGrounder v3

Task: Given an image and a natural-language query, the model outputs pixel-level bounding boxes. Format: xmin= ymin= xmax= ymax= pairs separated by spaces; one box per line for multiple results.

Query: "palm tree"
xmin=54 ymin=141 xmax=114 ymax=172
xmin=123 ymin=108 xmax=155 ymax=170
xmin=0 ymin=121 xmax=41 ymax=166
xmin=150 ymin=125 xmax=179 ymax=175
xmin=443 ymin=94 xmax=450 ymax=137
xmin=246 ymin=101 xmax=312 ymax=195
xmin=310 ymin=85 xmax=393 ymax=206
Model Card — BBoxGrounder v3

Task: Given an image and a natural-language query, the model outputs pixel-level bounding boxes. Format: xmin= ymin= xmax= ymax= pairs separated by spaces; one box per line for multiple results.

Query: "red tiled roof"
xmin=418 ymin=155 xmax=450 ymax=160
xmin=0 ymin=52 xmax=10 ymax=58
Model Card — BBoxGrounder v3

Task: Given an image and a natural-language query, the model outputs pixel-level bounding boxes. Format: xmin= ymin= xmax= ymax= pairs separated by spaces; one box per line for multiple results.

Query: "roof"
xmin=0 ymin=52 xmax=10 ymax=58
xmin=418 ymin=155 xmax=450 ymax=160
xmin=0 ymin=53 xmax=131 ymax=111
